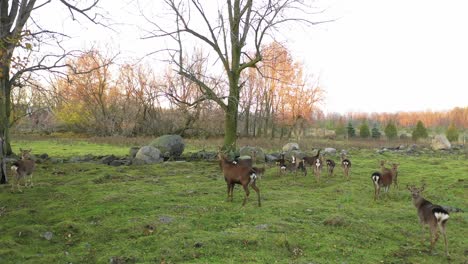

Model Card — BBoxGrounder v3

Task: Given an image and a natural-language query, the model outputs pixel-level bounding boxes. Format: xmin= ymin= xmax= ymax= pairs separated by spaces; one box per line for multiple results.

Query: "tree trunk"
xmin=243 ymin=103 xmax=250 ymax=137
xmin=0 ymin=137 xmax=7 ymax=184
xmin=0 ymin=63 xmax=12 ymax=156
xmin=223 ymin=69 xmax=241 ymax=150
xmin=224 ymin=101 xmax=238 ymax=151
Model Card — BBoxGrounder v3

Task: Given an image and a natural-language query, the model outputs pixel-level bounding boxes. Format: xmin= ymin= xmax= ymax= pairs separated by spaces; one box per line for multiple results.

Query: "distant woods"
xmin=10 ymin=47 xmax=467 ymax=140
xmin=11 ymin=43 xmax=325 ymax=139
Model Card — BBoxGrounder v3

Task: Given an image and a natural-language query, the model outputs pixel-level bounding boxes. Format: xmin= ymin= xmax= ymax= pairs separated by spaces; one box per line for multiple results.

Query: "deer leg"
xmin=226 ymin=184 xmax=231 ymax=202
xmin=229 ymin=184 xmax=235 ymax=202
xmin=439 ymin=223 xmax=449 ymax=257
xmin=430 ymin=225 xmax=438 ymax=253
xmin=17 ymin=179 xmax=22 ymax=193
xmin=29 ymin=174 xmax=33 ymax=187
xmin=242 ymin=184 xmax=250 ymax=206
xmin=420 ymin=224 xmax=427 ymax=245
xmin=250 ymin=181 xmax=261 ymax=207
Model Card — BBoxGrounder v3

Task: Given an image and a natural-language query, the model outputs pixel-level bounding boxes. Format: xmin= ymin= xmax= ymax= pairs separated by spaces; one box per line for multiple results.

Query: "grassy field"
xmin=0 ymin=137 xmax=467 ymax=263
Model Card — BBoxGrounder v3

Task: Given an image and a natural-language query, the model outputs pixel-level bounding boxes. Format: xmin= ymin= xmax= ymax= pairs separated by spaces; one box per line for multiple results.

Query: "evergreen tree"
xmin=412 ymin=120 xmax=428 ymax=140
xmin=384 ymin=121 xmax=398 ymax=140
xmin=347 ymin=121 xmax=356 ymax=138
xmin=371 ymin=124 xmax=381 ymax=139
xmin=359 ymin=121 xmax=370 ymax=138
xmin=446 ymin=123 xmax=459 ymax=142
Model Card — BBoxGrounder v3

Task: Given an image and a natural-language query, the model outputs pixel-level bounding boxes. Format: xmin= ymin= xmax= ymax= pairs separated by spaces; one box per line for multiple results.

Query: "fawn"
xmin=11 ymin=148 xmax=36 ymax=192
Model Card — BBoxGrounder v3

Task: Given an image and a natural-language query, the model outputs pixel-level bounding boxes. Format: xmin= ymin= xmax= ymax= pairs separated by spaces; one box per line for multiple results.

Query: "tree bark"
xmin=0 ymin=137 xmax=7 ymax=184
xmin=0 ymin=64 xmax=12 ymax=155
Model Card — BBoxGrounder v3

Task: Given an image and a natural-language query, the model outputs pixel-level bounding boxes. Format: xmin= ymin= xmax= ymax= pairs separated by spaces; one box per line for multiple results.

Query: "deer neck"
xmin=412 ymin=195 xmax=429 ymax=209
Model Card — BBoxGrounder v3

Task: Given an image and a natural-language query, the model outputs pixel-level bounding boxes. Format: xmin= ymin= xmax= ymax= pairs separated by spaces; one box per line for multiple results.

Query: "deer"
xmin=303 ymin=149 xmax=322 ymax=182
xmin=10 ymin=148 xmax=36 ymax=192
xmin=391 ymin=162 xmax=400 ymax=188
xmin=407 ymin=184 xmax=449 ymax=257
xmin=276 ymin=153 xmax=287 ymax=176
xmin=249 ymin=150 xmax=266 ymax=180
xmin=325 ymin=159 xmax=336 ymax=177
xmin=371 ymin=171 xmax=392 ymax=200
xmin=340 ymin=153 xmax=352 ymax=180
xmin=218 ymin=152 xmax=261 ymax=206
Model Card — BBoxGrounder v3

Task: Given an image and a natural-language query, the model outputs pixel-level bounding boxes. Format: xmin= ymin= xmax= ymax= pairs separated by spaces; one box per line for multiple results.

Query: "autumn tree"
xmin=244 ymin=41 xmax=323 ymax=138
xmin=0 ymin=0 xmax=102 ymax=184
xmin=55 ymin=50 xmax=117 ymax=135
xmin=163 ymin=49 xmax=220 ymax=137
xmin=116 ymin=63 xmax=163 ymax=136
xmin=145 ymin=0 xmax=330 ymax=150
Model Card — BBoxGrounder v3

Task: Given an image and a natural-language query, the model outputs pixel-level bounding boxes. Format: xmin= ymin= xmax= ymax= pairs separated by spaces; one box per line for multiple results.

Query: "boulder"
xmin=282 ymin=142 xmax=300 ymax=152
xmin=431 ymin=135 xmax=451 ymax=150
xmin=324 ymin=148 xmax=337 ymax=155
xmin=134 ymin=146 xmax=162 ymax=164
xmin=101 ymin=155 xmax=116 ymax=165
xmin=150 ymin=135 xmax=185 ymax=158
xmin=284 ymin=150 xmax=306 ymax=160
xmin=239 ymin=146 xmax=266 ymax=163
xmin=129 ymin=146 xmax=140 ymax=158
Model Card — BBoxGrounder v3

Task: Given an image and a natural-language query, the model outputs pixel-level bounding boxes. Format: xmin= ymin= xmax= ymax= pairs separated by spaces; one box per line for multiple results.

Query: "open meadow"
xmin=0 ymin=136 xmax=467 ymax=263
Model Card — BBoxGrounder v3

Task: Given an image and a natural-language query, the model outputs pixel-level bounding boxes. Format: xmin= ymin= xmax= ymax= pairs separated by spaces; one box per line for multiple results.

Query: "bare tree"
xmin=142 ymin=0 xmax=331 ymax=150
xmin=0 ymin=0 xmax=103 ymax=184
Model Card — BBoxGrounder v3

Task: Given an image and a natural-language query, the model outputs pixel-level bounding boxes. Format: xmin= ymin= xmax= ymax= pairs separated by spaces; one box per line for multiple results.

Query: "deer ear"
xmin=420 ymin=183 xmax=426 ymax=192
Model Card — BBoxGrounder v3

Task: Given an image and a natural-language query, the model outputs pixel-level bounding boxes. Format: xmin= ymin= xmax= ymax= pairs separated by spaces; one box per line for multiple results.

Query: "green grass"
xmin=0 ymin=138 xmax=467 ymax=263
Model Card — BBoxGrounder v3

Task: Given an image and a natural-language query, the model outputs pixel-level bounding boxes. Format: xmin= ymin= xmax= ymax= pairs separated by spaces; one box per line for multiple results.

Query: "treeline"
xmin=11 ymin=43 xmax=324 ymax=138
xmin=329 ymin=108 xmax=467 ymax=129
xmin=10 ymin=46 xmax=467 ymax=140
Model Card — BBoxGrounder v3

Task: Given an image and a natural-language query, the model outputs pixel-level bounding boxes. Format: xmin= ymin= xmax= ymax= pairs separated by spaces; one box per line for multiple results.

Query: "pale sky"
xmin=35 ymin=0 xmax=468 ymax=114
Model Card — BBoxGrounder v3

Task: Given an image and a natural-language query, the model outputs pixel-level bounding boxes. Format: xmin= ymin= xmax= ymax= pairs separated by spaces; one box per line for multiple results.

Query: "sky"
xmin=34 ymin=0 xmax=468 ymax=114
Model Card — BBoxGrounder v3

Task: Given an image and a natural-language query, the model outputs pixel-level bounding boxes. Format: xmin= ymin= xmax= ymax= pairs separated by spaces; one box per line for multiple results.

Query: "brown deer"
xmin=250 ymin=150 xmax=266 ymax=180
xmin=285 ymin=156 xmax=307 ymax=179
xmin=407 ymin=184 xmax=449 ymax=257
xmin=325 ymin=159 xmax=336 ymax=177
xmin=340 ymin=153 xmax=352 ymax=180
xmin=218 ymin=152 xmax=261 ymax=206
xmin=276 ymin=153 xmax=287 ymax=176
xmin=371 ymin=171 xmax=392 ymax=200
xmin=303 ymin=149 xmax=322 ymax=182
xmin=10 ymin=148 xmax=36 ymax=192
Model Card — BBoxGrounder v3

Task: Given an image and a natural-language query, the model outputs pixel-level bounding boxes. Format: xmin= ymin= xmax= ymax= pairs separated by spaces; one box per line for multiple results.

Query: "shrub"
xmin=371 ymin=124 xmax=381 ymax=139
xmin=359 ymin=121 xmax=370 ymax=138
xmin=384 ymin=121 xmax=398 ymax=140
xmin=347 ymin=121 xmax=356 ymax=138
xmin=412 ymin=120 xmax=428 ymax=140
xmin=446 ymin=124 xmax=459 ymax=142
